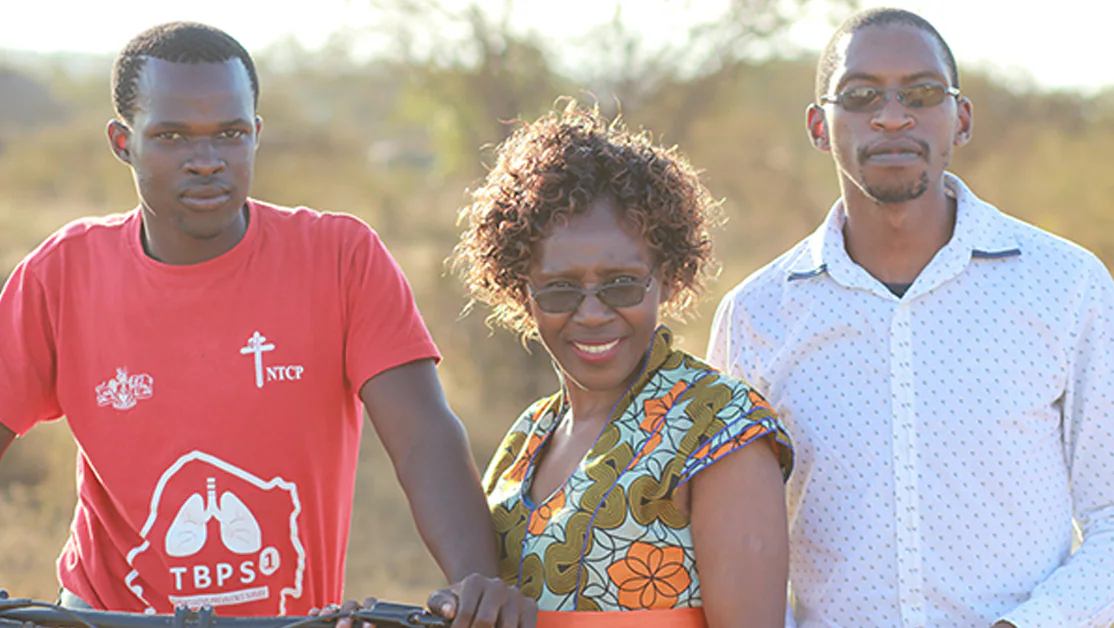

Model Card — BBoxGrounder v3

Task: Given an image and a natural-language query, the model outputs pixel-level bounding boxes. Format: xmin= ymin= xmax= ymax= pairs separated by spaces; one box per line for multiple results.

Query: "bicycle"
xmin=0 ymin=591 xmax=447 ymax=628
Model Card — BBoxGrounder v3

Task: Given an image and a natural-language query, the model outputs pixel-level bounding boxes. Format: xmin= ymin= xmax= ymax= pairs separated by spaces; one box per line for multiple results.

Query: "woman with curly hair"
xmin=451 ymin=101 xmax=793 ymax=628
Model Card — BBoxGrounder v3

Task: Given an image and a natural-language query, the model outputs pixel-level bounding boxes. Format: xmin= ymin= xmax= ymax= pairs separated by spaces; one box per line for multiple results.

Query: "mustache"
xmin=857 ymin=138 xmax=930 ymax=163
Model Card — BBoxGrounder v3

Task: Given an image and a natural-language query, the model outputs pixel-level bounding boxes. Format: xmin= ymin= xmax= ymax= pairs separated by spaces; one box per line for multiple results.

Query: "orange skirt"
xmin=537 ymin=607 xmax=706 ymax=628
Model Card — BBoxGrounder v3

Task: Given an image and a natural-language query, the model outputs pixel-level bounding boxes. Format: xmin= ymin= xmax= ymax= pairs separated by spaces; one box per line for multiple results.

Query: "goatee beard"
xmin=862 ymin=171 xmax=930 ymax=204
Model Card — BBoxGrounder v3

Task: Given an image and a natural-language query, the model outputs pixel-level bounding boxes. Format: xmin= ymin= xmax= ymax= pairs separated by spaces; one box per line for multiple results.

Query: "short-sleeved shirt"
xmin=0 ymin=200 xmax=440 ymax=614
xmin=483 ymin=327 xmax=793 ymax=612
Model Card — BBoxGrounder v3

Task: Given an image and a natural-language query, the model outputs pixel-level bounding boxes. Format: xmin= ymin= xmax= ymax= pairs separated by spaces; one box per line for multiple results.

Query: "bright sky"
xmin=2 ymin=0 xmax=1110 ymax=93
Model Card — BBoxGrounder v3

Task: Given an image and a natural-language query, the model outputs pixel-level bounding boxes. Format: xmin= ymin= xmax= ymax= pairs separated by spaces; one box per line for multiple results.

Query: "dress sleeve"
xmin=0 ymin=259 xmax=62 ymax=435
xmin=676 ymin=375 xmax=793 ymax=486
xmin=342 ymin=219 xmax=442 ymax=392
xmin=481 ymin=394 xmax=560 ymax=496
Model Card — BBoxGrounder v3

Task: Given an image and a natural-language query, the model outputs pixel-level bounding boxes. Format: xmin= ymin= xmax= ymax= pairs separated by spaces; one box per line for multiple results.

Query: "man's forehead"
xmin=135 ymin=58 xmax=251 ymax=98
xmin=831 ymin=24 xmax=949 ymax=85
xmin=133 ymin=58 xmax=253 ymax=117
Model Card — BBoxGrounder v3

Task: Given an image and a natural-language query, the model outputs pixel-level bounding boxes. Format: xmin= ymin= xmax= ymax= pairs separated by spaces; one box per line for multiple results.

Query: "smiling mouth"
xmin=573 ymin=339 xmax=620 ymax=354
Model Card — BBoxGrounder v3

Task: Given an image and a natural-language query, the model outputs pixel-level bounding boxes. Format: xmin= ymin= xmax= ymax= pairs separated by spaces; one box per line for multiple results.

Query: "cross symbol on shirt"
xmin=239 ymin=331 xmax=276 ymax=389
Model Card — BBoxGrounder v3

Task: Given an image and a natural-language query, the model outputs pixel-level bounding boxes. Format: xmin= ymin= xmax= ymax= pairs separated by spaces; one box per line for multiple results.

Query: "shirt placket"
xmin=891 ymin=302 xmax=926 ymax=628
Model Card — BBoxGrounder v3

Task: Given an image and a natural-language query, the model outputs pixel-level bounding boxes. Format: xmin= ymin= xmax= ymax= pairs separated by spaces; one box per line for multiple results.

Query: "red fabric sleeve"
xmin=0 ymin=259 xmax=62 ymax=435
xmin=342 ymin=222 xmax=441 ymax=393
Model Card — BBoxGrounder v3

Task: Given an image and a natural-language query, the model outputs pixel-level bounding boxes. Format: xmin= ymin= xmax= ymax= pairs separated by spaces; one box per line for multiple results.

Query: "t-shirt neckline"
xmin=127 ymin=200 xmax=261 ymax=275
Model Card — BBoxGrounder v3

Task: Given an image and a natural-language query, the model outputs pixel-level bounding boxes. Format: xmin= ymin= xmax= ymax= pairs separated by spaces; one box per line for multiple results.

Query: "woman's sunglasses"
xmin=528 ymin=276 xmax=654 ymax=314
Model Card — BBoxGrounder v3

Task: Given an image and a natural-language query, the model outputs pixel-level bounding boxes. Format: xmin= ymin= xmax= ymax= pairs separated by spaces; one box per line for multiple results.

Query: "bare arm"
xmin=690 ymin=439 xmax=789 ymax=628
xmin=358 ymin=358 xmax=497 ymax=582
xmin=359 ymin=359 xmax=535 ymax=628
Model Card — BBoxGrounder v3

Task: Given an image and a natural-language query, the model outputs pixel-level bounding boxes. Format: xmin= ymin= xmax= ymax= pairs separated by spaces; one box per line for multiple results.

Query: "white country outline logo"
xmin=125 ymin=451 xmax=306 ymax=614
xmin=95 ymin=368 xmax=154 ymax=410
xmin=239 ymin=331 xmax=306 ymax=389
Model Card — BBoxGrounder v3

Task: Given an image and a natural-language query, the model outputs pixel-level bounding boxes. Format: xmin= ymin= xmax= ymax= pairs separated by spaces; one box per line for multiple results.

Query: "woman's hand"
xmin=427 ymin=574 xmax=537 ymax=628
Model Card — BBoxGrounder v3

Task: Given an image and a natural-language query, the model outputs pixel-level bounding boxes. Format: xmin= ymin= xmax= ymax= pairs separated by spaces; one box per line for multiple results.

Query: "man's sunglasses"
xmin=821 ymin=82 xmax=960 ymax=113
xmin=528 ymin=276 xmax=654 ymax=314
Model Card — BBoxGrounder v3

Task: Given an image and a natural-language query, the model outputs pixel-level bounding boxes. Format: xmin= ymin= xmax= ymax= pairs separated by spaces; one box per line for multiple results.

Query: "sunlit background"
xmin=3 ymin=0 xmax=1113 ymax=607
xmin=6 ymin=0 xmax=1114 ymax=92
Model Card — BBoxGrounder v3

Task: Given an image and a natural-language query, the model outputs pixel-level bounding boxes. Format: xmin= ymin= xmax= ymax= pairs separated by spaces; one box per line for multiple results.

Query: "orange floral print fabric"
xmin=482 ymin=327 xmax=793 ymax=611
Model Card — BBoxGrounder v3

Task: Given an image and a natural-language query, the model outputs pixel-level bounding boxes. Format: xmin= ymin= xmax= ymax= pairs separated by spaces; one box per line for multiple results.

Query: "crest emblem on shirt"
xmin=95 ymin=367 xmax=154 ymax=410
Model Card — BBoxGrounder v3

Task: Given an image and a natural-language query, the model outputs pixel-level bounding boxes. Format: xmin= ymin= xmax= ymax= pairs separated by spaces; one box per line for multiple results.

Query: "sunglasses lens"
xmin=840 ymin=87 xmax=883 ymax=112
xmin=598 ymin=284 xmax=647 ymax=308
xmin=533 ymin=289 xmax=583 ymax=313
xmin=900 ymin=83 xmax=946 ymax=108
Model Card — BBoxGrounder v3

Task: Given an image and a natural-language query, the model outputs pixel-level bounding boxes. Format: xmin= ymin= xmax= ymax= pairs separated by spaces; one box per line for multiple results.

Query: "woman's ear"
xmin=658 ymin=274 xmax=674 ymax=304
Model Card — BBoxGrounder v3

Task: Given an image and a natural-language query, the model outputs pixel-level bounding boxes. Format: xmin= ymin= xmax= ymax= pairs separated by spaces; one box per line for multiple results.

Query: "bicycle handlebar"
xmin=0 ymin=594 xmax=449 ymax=628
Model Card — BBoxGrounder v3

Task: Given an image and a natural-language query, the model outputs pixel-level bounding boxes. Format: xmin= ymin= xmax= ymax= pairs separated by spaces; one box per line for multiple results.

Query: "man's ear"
xmin=254 ymin=115 xmax=264 ymax=144
xmin=806 ymin=104 xmax=830 ymax=152
xmin=106 ymin=120 xmax=133 ymax=165
xmin=954 ymin=96 xmax=973 ymax=147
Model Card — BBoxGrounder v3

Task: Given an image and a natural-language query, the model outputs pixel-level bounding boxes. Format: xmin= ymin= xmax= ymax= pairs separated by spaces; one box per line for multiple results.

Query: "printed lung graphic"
xmin=126 ymin=452 xmax=305 ymax=616
xmin=165 ymin=478 xmax=262 ymax=557
xmin=165 ymin=493 xmax=206 ymax=557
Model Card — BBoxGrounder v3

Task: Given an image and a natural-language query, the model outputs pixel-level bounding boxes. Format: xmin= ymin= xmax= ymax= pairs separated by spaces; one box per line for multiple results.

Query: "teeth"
xmin=574 ymin=339 xmax=619 ymax=354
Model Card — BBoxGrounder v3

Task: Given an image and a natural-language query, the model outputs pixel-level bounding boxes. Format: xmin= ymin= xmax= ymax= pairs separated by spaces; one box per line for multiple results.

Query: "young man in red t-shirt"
xmin=0 ymin=22 xmax=534 ymax=628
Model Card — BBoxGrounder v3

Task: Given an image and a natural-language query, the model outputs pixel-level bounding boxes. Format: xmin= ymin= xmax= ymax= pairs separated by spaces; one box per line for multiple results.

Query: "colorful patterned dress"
xmin=483 ymin=327 xmax=794 ymax=614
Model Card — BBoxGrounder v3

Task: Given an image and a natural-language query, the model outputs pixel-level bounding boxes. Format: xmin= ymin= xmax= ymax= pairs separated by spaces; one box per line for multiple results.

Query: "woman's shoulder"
xmin=659 ymin=350 xmax=793 ymax=480
xmin=662 ymin=350 xmax=766 ymax=402
xmin=481 ymin=392 xmax=563 ymax=495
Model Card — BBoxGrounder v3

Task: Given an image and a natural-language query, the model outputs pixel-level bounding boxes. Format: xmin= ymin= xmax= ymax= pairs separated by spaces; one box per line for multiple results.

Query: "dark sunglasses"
xmin=821 ymin=82 xmax=960 ymax=113
xmin=528 ymin=276 xmax=654 ymax=314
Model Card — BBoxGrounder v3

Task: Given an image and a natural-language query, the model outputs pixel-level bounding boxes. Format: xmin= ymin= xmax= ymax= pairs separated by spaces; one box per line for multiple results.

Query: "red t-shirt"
xmin=0 ymin=200 xmax=441 ymax=614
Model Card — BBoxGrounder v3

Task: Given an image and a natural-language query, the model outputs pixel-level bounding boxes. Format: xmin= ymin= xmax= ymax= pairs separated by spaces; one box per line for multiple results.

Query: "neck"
xmin=141 ymin=204 xmax=249 ymax=265
xmin=562 ymin=380 xmax=625 ymax=428
xmin=559 ymin=355 xmax=648 ymax=428
xmin=840 ymin=181 xmax=956 ymax=284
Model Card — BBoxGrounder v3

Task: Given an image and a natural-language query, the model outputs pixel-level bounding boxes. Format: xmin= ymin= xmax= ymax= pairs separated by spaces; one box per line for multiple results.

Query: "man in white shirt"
xmin=707 ymin=8 xmax=1114 ymax=628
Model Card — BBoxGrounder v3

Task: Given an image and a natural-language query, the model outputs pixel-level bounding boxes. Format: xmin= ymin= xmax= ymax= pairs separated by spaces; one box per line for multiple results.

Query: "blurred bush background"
xmin=4 ymin=0 xmax=1113 ymax=605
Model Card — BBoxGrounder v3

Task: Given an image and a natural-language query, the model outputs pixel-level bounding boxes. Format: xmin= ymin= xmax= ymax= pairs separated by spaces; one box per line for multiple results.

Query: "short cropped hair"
xmin=815 ymin=8 xmax=959 ymax=102
xmin=452 ymin=100 xmax=723 ymax=341
xmin=112 ymin=21 xmax=259 ymax=123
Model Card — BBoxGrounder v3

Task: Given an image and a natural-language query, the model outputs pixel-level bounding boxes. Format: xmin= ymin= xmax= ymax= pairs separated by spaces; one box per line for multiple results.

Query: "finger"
xmin=334 ymin=602 xmax=354 ymax=628
xmin=469 ymin=580 xmax=508 ymax=628
xmin=520 ymin=597 xmax=537 ymax=628
xmin=361 ymin=596 xmax=379 ymax=628
xmin=494 ymin=589 xmax=519 ymax=628
xmin=428 ymin=588 xmax=457 ymax=619
xmin=339 ymin=600 xmax=361 ymax=613
xmin=452 ymin=577 xmax=484 ymax=628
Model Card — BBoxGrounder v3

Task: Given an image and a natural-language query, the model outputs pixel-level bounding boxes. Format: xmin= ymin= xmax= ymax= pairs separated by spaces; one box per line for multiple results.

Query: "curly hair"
xmin=112 ymin=22 xmax=259 ymax=124
xmin=452 ymin=100 xmax=723 ymax=341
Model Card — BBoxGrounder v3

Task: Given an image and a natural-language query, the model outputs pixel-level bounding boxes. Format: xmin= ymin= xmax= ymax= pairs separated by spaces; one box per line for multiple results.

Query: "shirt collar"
xmin=787 ymin=173 xmax=1021 ymax=292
